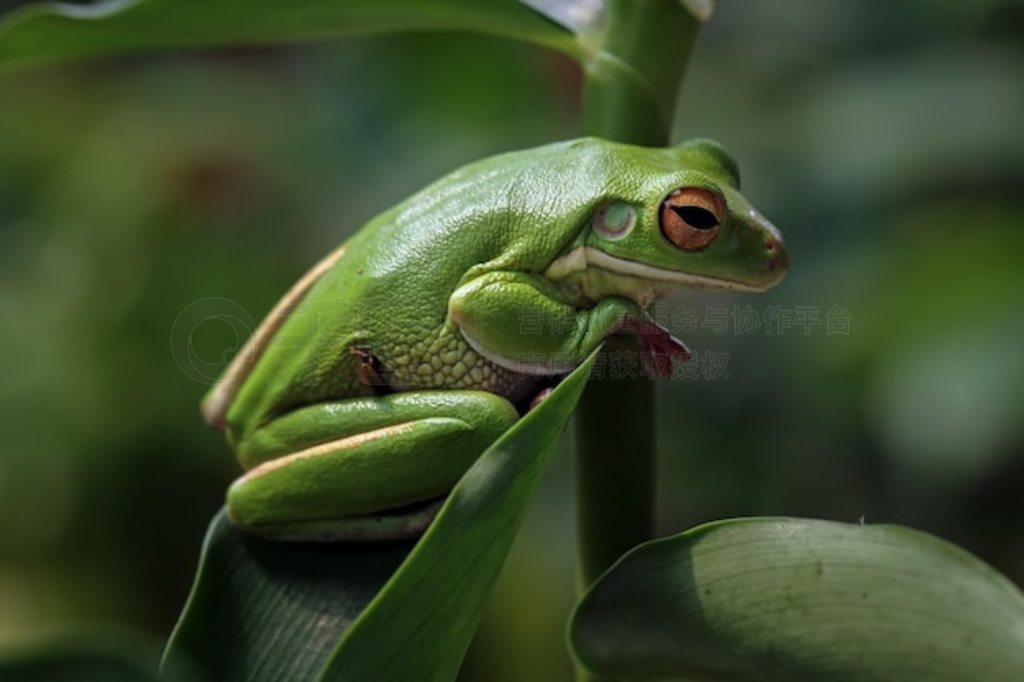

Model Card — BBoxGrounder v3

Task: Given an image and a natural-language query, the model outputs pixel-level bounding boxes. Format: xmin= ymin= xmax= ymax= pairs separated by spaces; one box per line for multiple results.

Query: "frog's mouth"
xmin=545 ymin=246 xmax=765 ymax=307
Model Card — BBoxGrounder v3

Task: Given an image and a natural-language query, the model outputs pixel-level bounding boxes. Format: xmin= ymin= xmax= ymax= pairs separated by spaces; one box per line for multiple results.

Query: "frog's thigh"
xmin=226 ymin=391 xmax=518 ymax=540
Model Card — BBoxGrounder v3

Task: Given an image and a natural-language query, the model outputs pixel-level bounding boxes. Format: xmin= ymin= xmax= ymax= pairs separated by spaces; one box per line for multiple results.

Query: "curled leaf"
xmin=0 ymin=0 xmax=581 ymax=71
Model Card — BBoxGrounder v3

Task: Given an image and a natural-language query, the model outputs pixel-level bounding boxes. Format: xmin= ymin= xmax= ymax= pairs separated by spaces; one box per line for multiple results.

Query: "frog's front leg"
xmin=227 ymin=391 xmax=518 ymax=541
xmin=449 ymin=271 xmax=640 ymax=374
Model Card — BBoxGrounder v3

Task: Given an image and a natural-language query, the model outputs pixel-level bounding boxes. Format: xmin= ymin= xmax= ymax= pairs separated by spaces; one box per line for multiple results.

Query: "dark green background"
xmin=0 ymin=2 xmax=1021 ymax=680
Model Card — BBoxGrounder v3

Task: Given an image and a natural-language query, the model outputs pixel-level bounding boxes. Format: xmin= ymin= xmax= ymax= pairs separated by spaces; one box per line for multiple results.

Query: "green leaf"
xmin=162 ymin=512 xmax=414 ymax=681
xmin=0 ymin=0 xmax=581 ymax=72
xmin=570 ymin=517 xmax=1024 ymax=681
xmin=164 ymin=352 xmax=597 ymax=682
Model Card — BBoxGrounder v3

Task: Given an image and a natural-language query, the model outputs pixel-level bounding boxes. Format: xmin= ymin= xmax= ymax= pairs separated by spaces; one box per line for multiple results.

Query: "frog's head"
xmin=547 ymin=139 xmax=787 ymax=307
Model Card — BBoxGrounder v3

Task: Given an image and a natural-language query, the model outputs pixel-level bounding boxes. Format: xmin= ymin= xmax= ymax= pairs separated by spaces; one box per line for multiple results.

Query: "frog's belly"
xmin=374 ymin=320 xmax=539 ymax=405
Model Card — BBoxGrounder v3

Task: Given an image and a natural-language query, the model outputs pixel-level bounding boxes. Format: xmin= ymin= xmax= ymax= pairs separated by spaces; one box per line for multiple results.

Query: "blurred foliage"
xmin=0 ymin=1 xmax=1021 ymax=680
xmin=0 ymin=631 xmax=200 ymax=682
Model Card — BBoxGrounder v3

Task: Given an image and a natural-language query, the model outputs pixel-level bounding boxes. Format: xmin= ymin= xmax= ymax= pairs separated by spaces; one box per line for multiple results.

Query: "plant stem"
xmin=574 ymin=335 xmax=656 ymax=587
xmin=574 ymin=0 xmax=704 ymax=662
xmin=580 ymin=0 xmax=701 ymax=148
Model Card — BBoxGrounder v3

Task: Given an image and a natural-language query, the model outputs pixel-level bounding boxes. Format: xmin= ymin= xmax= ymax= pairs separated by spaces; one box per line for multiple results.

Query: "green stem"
xmin=574 ymin=335 xmax=656 ymax=586
xmin=580 ymin=0 xmax=701 ymax=148
xmin=574 ymin=3 xmax=703 ymax=678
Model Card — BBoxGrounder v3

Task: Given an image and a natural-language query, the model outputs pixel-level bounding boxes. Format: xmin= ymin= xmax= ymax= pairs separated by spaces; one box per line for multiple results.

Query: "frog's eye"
xmin=660 ymin=188 xmax=724 ymax=251
xmin=593 ymin=202 xmax=636 ymax=241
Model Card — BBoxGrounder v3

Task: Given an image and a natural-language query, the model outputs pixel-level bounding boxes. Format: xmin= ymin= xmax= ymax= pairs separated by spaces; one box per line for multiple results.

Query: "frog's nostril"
xmin=761 ymin=237 xmax=787 ymax=277
xmin=764 ymin=240 xmax=778 ymax=270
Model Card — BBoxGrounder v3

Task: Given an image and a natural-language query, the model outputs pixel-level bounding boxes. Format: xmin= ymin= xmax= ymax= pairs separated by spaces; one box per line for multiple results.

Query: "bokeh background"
xmin=1 ymin=1 xmax=1022 ymax=679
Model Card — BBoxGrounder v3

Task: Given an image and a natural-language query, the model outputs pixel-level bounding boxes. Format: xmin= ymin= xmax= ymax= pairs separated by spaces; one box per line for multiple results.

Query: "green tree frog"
xmin=203 ymin=137 xmax=787 ymax=541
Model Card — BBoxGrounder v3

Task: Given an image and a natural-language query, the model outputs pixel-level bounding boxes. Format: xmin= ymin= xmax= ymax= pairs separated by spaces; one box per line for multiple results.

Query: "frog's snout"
xmin=755 ymin=231 xmax=788 ymax=290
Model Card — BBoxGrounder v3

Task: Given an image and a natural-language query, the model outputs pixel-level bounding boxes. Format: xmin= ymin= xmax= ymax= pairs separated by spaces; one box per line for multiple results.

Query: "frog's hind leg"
xmin=226 ymin=390 xmax=518 ymax=541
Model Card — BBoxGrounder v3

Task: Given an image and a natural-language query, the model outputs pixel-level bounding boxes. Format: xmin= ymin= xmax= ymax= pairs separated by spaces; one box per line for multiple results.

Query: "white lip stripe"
xmin=545 ymin=246 xmax=769 ymax=293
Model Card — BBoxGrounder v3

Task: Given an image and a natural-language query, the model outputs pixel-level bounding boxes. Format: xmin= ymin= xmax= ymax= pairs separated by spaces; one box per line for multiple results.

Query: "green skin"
xmin=202 ymin=137 xmax=787 ymax=541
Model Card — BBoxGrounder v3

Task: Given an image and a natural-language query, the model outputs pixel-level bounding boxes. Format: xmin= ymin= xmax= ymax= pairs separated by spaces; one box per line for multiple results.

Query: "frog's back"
xmin=218 ymin=138 xmax=623 ymax=435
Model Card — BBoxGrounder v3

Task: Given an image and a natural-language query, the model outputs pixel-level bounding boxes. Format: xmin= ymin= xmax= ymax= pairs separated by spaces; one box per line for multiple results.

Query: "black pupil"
xmin=672 ymin=205 xmax=718 ymax=230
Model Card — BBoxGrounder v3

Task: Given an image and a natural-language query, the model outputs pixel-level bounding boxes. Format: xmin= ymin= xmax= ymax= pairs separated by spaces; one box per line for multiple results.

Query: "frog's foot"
xmin=620 ymin=318 xmax=692 ymax=379
xmin=529 ymin=387 xmax=555 ymax=411
xmin=449 ymin=270 xmax=639 ymax=375
xmin=227 ymin=391 xmax=518 ymax=542
xmin=348 ymin=344 xmax=391 ymax=391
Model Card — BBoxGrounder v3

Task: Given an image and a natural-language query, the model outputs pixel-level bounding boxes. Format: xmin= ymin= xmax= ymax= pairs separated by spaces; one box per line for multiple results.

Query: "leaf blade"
xmin=163 ymin=511 xmax=415 ymax=682
xmin=0 ymin=0 xmax=581 ymax=71
xmin=570 ymin=517 xmax=1024 ymax=681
